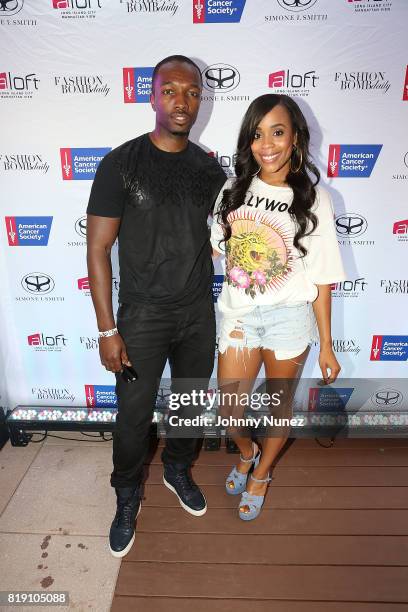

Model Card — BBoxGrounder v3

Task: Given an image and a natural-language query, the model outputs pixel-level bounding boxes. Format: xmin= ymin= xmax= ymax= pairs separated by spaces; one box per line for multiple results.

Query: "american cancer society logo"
xmin=308 ymin=387 xmax=353 ymax=412
xmin=5 ymin=216 xmax=52 ymax=246
xmin=123 ymin=67 xmax=153 ymax=103
xmin=327 ymin=144 xmax=382 ymax=177
xmin=85 ymin=385 xmax=117 ymax=407
xmin=193 ymin=0 xmax=246 ymax=23
xmin=60 ymin=147 xmax=111 ymax=180
xmin=370 ymin=335 xmax=408 ymax=361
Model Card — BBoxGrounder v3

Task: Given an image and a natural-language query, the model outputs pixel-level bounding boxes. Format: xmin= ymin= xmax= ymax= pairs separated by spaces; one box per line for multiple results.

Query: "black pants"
xmin=110 ymin=295 xmax=216 ymax=489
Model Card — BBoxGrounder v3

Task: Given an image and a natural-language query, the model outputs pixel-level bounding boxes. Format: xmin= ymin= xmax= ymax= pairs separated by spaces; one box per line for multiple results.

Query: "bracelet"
xmin=98 ymin=327 xmax=118 ymax=338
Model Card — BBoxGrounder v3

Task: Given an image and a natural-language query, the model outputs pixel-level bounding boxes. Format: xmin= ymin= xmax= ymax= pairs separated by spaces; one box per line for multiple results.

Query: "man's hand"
xmin=99 ymin=334 xmax=131 ymax=373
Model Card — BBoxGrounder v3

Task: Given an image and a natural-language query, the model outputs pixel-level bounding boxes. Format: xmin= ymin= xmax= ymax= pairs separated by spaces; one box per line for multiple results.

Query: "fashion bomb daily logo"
xmin=193 ymin=0 xmax=246 ymax=23
xmin=0 ymin=154 xmax=49 ymax=174
xmin=52 ymin=0 xmax=102 ymax=20
xmin=0 ymin=71 xmax=40 ymax=99
xmin=54 ymin=75 xmax=110 ymax=96
xmin=327 ymin=145 xmax=382 ymax=177
xmin=392 ymin=219 xmax=408 ymax=243
xmin=347 ymin=0 xmax=392 ymax=14
xmin=5 ymin=216 xmax=52 ymax=246
xmin=265 ymin=0 xmax=327 ymax=23
xmin=334 ymin=71 xmax=390 ymax=94
xmin=27 ymin=332 xmax=68 ymax=352
xmin=31 ymin=387 xmax=75 ymax=402
xmin=120 ymin=0 xmax=179 ymax=16
xmin=269 ymin=69 xmax=318 ymax=97
xmin=85 ymin=385 xmax=117 ymax=407
xmin=123 ymin=67 xmax=153 ymax=103
xmin=370 ymin=335 xmax=408 ymax=361
xmin=380 ymin=279 xmax=408 ymax=294
xmin=60 ymin=147 xmax=110 ymax=180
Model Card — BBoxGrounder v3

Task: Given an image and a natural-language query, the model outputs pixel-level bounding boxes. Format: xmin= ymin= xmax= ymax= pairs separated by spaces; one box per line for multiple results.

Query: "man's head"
xmin=150 ymin=55 xmax=202 ymax=137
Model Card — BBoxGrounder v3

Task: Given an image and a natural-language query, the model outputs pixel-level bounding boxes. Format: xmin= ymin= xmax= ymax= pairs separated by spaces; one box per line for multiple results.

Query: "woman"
xmin=211 ymin=94 xmax=346 ymax=521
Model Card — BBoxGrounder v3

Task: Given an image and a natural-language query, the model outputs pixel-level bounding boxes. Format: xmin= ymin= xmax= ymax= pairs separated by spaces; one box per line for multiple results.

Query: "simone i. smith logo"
xmin=123 ymin=67 xmax=153 ymax=103
xmin=202 ymin=64 xmax=240 ymax=93
xmin=370 ymin=335 xmax=408 ymax=361
xmin=85 ymin=385 xmax=117 ymax=407
xmin=5 ymin=216 xmax=52 ymax=246
xmin=60 ymin=147 xmax=110 ymax=180
xmin=193 ymin=0 xmax=246 ymax=23
xmin=327 ymin=144 xmax=382 ymax=177
xmin=0 ymin=0 xmax=24 ymax=15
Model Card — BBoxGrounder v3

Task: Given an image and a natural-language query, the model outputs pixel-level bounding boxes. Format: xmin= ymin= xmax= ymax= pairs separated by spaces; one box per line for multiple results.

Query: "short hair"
xmin=152 ymin=55 xmax=202 ymax=92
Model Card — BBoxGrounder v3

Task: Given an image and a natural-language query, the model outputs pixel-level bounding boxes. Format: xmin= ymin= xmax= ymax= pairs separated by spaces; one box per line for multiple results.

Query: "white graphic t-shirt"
xmin=211 ymin=176 xmax=346 ymax=318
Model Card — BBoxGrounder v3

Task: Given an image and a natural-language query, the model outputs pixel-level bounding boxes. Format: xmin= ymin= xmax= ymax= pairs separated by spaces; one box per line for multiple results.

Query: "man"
xmin=86 ymin=55 xmax=227 ymax=557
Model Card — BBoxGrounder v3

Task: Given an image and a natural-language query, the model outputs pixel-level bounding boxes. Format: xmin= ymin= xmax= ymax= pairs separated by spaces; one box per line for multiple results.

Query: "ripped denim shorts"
xmin=218 ymin=302 xmax=317 ymax=361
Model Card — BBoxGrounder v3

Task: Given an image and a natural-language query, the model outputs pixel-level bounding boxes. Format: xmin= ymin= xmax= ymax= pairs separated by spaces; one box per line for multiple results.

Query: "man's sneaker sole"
xmin=109 ymin=502 xmax=141 ymax=558
xmin=163 ymin=476 xmax=207 ymax=517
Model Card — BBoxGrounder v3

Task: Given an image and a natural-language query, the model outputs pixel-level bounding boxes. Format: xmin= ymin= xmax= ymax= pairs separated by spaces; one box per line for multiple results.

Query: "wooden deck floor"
xmin=111 ymin=438 xmax=408 ymax=612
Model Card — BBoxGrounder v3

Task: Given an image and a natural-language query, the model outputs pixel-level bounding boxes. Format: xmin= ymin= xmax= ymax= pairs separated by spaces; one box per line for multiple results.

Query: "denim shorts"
xmin=218 ymin=302 xmax=317 ymax=361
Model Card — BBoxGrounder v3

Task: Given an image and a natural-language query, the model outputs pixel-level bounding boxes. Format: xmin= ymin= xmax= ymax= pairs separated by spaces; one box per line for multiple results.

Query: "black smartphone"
xmin=121 ymin=364 xmax=138 ymax=383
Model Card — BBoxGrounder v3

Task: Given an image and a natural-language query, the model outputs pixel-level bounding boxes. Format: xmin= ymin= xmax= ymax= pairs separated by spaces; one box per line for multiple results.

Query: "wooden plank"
xmin=146 ymin=447 xmax=408 ymax=467
xmin=142 ymin=484 xmax=408 ymax=509
xmin=145 ymin=464 xmax=408 ymax=486
xmin=115 ymin=563 xmax=408 ymax=601
xmin=135 ymin=508 xmax=408 ymax=536
xmin=112 ymin=597 xmax=408 ymax=612
xmin=125 ymin=533 xmax=408 ymax=565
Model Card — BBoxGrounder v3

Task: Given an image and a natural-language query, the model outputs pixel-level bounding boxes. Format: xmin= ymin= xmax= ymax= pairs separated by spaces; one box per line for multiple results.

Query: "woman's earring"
xmin=290 ymin=145 xmax=303 ymax=174
xmin=251 ymin=165 xmax=261 ymax=177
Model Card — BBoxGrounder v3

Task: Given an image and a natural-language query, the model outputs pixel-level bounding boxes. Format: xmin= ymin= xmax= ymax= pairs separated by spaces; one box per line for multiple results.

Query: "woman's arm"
xmin=312 ymin=284 xmax=341 ymax=383
xmin=212 ymin=249 xmax=222 ymax=258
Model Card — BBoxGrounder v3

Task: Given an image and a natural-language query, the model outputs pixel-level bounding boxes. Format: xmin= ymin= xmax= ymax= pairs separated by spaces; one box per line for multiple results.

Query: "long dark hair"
xmin=218 ymin=94 xmax=319 ymax=256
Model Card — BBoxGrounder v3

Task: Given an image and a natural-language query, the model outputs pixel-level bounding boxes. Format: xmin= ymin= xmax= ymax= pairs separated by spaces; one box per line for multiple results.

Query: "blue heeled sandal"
xmin=238 ymin=473 xmax=271 ymax=521
xmin=225 ymin=443 xmax=260 ymax=496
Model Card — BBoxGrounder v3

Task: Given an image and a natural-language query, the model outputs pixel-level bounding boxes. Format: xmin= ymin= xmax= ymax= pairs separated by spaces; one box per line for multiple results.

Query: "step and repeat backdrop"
xmin=1 ymin=0 xmax=407 ymax=412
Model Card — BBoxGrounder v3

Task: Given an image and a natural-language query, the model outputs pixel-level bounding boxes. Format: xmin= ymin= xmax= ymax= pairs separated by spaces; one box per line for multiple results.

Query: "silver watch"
xmin=98 ymin=327 xmax=118 ymax=338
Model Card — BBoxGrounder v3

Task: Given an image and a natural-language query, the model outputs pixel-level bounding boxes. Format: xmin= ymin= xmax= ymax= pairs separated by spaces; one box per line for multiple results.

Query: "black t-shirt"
xmin=86 ymin=133 xmax=227 ymax=307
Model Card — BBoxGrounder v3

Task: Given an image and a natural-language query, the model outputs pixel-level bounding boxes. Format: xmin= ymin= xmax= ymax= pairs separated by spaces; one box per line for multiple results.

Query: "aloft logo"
xmin=193 ymin=0 xmax=246 ymax=23
xmin=60 ymin=147 xmax=110 ymax=180
xmin=0 ymin=71 xmax=40 ymax=99
xmin=370 ymin=335 xmax=408 ymax=361
xmin=5 ymin=216 xmax=53 ymax=246
xmin=123 ymin=67 xmax=153 ymax=103
xmin=392 ymin=219 xmax=408 ymax=242
xmin=27 ymin=332 xmax=67 ymax=351
xmin=327 ymin=144 xmax=382 ymax=177
xmin=402 ymin=66 xmax=408 ymax=101
xmin=85 ymin=385 xmax=117 ymax=407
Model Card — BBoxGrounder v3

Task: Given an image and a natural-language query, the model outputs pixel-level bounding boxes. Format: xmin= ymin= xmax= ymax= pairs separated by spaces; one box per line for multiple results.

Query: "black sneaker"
xmin=109 ymin=486 xmax=141 ymax=558
xmin=163 ymin=463 xmax=207 ymax=516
